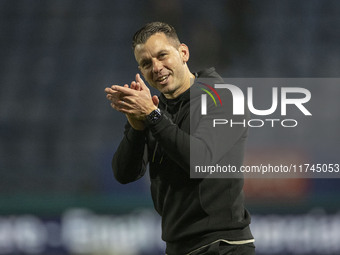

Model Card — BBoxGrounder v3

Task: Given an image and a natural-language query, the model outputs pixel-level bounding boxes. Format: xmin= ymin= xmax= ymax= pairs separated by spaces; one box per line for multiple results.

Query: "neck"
xmin=189 ymin=72 xmax=196 ymax=86
xmin=164 ymin=68 xmax=195 ymax=99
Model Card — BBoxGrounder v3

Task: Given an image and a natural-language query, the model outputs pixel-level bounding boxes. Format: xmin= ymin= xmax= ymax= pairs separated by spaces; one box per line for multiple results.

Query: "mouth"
xmin=156 ymin=75 xmax=170 ymax=85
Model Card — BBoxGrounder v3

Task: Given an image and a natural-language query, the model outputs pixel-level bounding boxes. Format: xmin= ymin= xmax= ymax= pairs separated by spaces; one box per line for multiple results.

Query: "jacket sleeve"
xmin=148 ymin=92 xmax=249 ymax=176
xmin=112 ymin=122 xmax=148 ymax=184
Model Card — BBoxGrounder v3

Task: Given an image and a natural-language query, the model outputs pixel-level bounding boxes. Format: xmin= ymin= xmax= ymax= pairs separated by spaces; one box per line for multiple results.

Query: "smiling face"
xmin=134 ymin=33 xmax=193 ymax=99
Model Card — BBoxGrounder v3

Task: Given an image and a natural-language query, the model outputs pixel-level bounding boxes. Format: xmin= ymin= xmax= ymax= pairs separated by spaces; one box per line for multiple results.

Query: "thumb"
xmin=136 ymin=73 xmax=148 ymax=90
xmin=152 ymin=95 xmax=159 ymax=107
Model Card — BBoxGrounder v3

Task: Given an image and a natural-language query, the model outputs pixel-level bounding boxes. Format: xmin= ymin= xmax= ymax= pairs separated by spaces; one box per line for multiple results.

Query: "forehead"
xmin=134 ymin=33 xmax=177 ymax=61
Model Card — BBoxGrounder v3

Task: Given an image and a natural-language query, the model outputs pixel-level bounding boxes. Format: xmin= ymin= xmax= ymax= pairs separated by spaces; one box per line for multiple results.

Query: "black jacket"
xmin=112 ymin=67 xmax=253 ymax=254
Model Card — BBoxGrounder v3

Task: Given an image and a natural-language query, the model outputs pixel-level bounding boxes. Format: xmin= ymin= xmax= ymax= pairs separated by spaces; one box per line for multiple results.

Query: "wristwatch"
xmin=146 ymin=108 xmax=162 ymax=124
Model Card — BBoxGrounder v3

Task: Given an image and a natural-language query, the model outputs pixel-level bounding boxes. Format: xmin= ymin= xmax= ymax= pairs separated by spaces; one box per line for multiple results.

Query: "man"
xmin=105 ymin=22 xmax=255 ymax=255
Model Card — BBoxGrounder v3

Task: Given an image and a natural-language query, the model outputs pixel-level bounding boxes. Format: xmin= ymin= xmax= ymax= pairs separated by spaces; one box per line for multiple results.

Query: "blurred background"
xmin=0 ymin=0 xmax=340 ymax=254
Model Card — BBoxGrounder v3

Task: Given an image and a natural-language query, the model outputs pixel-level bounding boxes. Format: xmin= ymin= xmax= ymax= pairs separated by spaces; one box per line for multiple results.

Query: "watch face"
xmin=148 ymin=108 xmax=161 ymax=123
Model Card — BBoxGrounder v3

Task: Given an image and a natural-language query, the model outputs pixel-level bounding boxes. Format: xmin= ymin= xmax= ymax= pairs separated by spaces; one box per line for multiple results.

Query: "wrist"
xmin=126 ymin=114 xmax=146 ymax=130
xmin=146 ymin=105 xmax=158 ymax=115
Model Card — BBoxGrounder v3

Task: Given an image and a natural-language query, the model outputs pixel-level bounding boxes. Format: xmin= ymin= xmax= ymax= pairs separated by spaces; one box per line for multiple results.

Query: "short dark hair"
xmin=132 ymin=21 xmax=180 ymax=50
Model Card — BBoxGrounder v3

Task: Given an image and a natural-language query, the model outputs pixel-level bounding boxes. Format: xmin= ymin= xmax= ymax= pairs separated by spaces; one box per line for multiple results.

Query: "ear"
xmin=178 ymin=43 xmax=190 ymax=63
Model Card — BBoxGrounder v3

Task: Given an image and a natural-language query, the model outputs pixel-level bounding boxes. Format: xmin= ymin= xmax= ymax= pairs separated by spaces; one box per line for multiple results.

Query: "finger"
xmin=136 ymin=73 xmax=149 ymax=90
xmin=152 ymin=95 xmax=159 ymax=107
xmin=111 ymin=85 xmax=136 ymax=95
xmin=105 ymin=90 xmax=122 ymax=102
xmin=136 ymin=82 xmax=141 ymax=91
xmin=105 ymin=87 xmax=120 ymax=96
xmin=112 ymin=102 xmax=131 ymax=114
xmin=118 ymin=94 xmax=137 ymax=107
xmin=120 ymin=96 xmax=136 ymax=106
xmin=108 ymin=96 xmax=122 ymax=106
xmin=111 ymin=84 xmax=130 ymax=91
xmin=105 ymin=87 xmax=113 ymax=93
xmin=111 ymin=100 xmax=132 ymax=113
xmin=130 ymin=81 xmax=136 ymax=90
xmin=107 ymin=84 xmax=121 ymax=89
xmin=105 ymin=89 xmax=118 ymax=99
xmin=110 ymin=84 xmax=124 ymax=89
xmin=110 ymin=102 xmax=118 ymax=111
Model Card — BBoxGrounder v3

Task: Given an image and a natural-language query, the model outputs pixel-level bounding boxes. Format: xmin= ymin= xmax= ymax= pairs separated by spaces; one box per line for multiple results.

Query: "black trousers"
xmin=189 ymin=241 xmax=255 ymax=255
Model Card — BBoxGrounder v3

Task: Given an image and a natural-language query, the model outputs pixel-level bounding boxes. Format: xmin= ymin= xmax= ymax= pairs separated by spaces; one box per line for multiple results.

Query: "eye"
xmin=158 ymin=53 xmax=167 ymax=59
xmin=141 ymin=61 xmax=151 ymax=69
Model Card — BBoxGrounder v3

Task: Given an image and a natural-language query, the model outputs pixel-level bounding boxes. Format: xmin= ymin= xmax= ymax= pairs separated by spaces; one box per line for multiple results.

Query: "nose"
xmin=152 ymin=58 xmax=163 ymax=73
